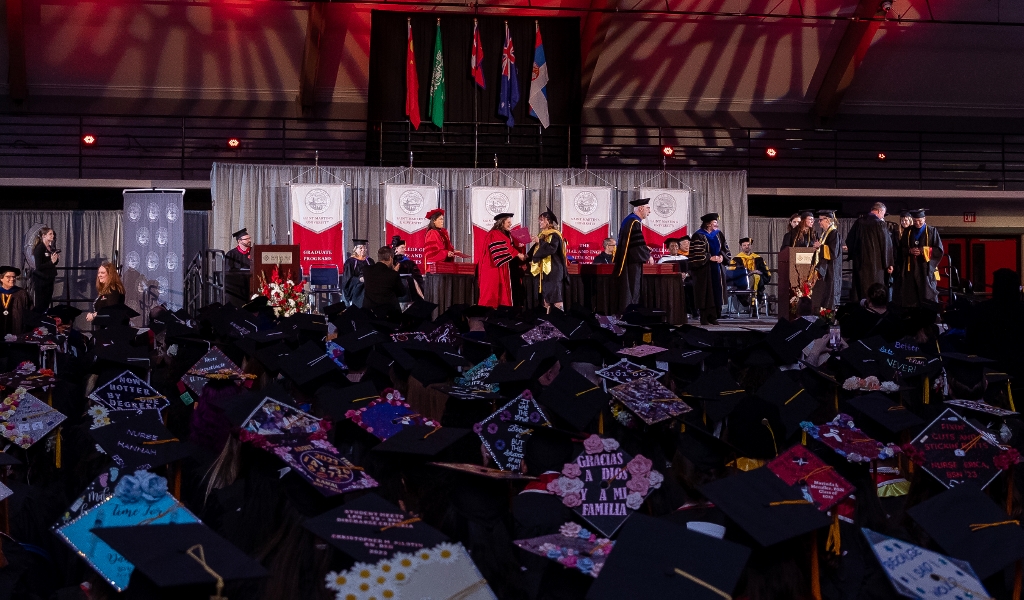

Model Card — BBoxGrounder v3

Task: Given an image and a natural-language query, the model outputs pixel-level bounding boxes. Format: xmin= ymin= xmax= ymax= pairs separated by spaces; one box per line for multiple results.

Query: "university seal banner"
xmin=559 ymin=186 xmax=613 ymax=263
xmin=290 ymin=184 xmax=345 ymax=275
xmin=121 ymin=189 xmax=185 ymax=319
xmin=469 ymin=187 xmax=524 ymax=261
xmin=638 ymin=187 xmax=690 ymax=261
xmin=384 ymin=185 xmax=441 ymax=268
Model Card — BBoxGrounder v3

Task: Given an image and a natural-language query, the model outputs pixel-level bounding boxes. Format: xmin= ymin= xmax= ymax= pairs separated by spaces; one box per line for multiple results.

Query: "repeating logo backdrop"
xmin=638 ymin=187 xmax=690 ymax=260
xmin=122 ymin=190 xmax=184 ymax=319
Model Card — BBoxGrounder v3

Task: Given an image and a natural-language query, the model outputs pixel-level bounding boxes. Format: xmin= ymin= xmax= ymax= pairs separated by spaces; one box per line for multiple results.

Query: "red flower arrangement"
xmin=254 ymin=268 xmax=308 ymax=318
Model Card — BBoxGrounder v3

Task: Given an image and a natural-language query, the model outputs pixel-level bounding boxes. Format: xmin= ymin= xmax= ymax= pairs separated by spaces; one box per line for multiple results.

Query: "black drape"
xmin=366 ymin=12 xmax=581 ymax=168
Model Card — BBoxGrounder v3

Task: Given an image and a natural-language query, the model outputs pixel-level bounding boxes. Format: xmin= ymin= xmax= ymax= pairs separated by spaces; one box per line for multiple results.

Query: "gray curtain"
xmin=211 ymin=164 xmax=748 ymax=257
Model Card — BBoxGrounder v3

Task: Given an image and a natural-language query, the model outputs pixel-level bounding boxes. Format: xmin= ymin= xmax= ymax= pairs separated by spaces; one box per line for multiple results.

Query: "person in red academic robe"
xmin=478 ymin=213 xmax=525 ymax=308
xmin=422 ymin=208 xmax=467 ymax=271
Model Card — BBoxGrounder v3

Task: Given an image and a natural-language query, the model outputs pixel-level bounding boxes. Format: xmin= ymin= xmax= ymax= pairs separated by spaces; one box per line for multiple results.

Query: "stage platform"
xmin=701 ymin=316 xmax=779 ymax=332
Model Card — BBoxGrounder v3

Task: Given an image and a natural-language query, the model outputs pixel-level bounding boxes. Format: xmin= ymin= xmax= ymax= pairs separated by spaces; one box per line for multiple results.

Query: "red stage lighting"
xmin=765 ymin=147 xmax=778 ymax=158
xmin=877 ymin=152 xmax=887 ymax=160
xmin=82 ymin=134 xmax=96 ymax=146
xmin=227 ymin=138 xmax=241 ymax=149
xmin=661 ymin=145 xmax=674 ymax=157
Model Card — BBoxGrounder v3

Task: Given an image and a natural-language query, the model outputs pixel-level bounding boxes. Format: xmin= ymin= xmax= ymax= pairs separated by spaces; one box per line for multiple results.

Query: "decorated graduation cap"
xmin=343 ymin=387 xmax=439 ymax=442
xmin=766 ymin=445 xmax=855 ymax=512
xmin=596 ymin=358 xmax=665 ymax=386
xmin=862 ymin=528 xmax=991 ymax=600
xmin=0 ymin=387 xmax=65 ymax=449
xmin=520 ymin=320 xmax=566 ymax=345
xmin=629 ymin=197 xmax=651 ymax=207
xmin=474 ymin=390 xmax=551 ymax=472
xmin=539 ymin=365 xmax=608 ymax=431
xmin=303 ymin=492 xmax=449 ymax=562
xmin=699 ymin=466 xmax=831 ymax=547
xmin=907 ymin=484 xmax=1024 ymax=580
xmin=90 ymin=417 xmax=191 ymax=471
xmin=609 ymin=377 xmax=691 ymax=425
xmin=514 ymin=521 xmax=616 ymax=579
xmin=801 ymin=413 xmax=901 ymax=464
xmin=904 ymin=407 xmax=1008 ymax=490
xmin=232 ymin=227 xmax=249 ymax=239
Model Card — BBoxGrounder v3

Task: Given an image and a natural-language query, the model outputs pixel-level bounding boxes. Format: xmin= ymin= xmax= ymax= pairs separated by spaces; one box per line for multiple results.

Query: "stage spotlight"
xmin=82 ymin=134 xmax=96 ymax=146
xmin=765 ymin=147 xmax=778 ymax=158
xmin=661 ymin=145 xmax=674 ymax=157
xmin=877 ymin=152 xmax=887 ymax=161
xmin=227 ymin=138 xmax=241 ymax=149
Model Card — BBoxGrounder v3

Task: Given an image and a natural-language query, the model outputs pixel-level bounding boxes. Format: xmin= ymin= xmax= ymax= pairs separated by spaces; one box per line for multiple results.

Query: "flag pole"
xmin=473 ymin=18 xmax=479 ymax=168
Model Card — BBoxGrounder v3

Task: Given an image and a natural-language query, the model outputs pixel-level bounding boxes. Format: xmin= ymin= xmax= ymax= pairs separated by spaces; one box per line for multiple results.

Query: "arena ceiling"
xmin=1 ymin=0 xmax=1022 ymax=125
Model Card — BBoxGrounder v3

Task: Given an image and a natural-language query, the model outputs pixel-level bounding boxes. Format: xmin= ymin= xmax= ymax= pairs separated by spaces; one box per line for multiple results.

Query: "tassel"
xmin=1015 ymin=560 xmax=1022 ymax=600
xmin=802 ymin=431 xmax=807 ymax=446
xmin=598 ymin=412 xmax=604 ymax=435
xmin=54 ymin=427 xmax=62 ymax=469
xmin=922 ymin=377 xmax=930 ymax=405
xmin=810 ymin=534 xmax=822 ymax=600
xmin=172 ymin=466 xmax=183 ymax=500
xmin=826 ymin=512 xmax=842 ymax=556
xmin=833 ymin=388 xmax=838 ymax=413
xmin=0 ymin=536 xmax=7 ymax=569
xmin=1009 ymin=384 xmax=1016 ymax=412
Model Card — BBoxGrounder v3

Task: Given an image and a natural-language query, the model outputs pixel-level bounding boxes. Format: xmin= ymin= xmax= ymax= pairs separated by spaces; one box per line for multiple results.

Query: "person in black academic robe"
xmin=811 ymin=210 xmax=842 ymax=312
xmin=528 ymin=210 xmax=568 ymax=311
xmin=898 ymin=210 xmax=944 ymax=308
xmin=780 ymin=211 xmax=815 ymax=250
xmin=391 ymin=236 xmax=424 ymax=302
xmin=341 ymin=239 xmax=374 ymax=308
xmin=591 ymin=237 xmax=615 ymax=264
xmin=846 ymin=204 xmax=894 ymax=303
xmin=224 ymin=228 xmax=253 ymax=307
xmin=888 ymin=210 xmax=911 ymax=303
xmin=30 ymin=227 xmax=58 ymax=312
xmin=690 ymin=214 xmax=730 ymax=325
xmin=362 ymin=247 xmax=406 ymax=314
xmin=0 ymin=266 xmax=31 ymax=337
xmin=615 ymin=198 xmax=653 ymax=310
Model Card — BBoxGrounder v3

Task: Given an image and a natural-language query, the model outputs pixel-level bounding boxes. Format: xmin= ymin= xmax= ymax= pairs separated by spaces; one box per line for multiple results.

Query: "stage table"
xmin=527 ymin=265 xmax=688 ymax=325
xmin=424 ymin=273 xmax=477 ymax=316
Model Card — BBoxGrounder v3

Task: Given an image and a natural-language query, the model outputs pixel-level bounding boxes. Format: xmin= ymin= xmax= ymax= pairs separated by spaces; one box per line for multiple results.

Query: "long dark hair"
xmin=491 ymin=217 xmax=511 ymax=232
xmin=427 ymin=215 xmax=443 ymax=231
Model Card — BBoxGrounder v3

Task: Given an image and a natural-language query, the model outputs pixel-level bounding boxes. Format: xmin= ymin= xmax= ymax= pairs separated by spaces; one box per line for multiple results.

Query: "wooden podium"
xmin=778 ymin=247 xmax=816 ymax=294
xmin=252 ymin=245 xmax=301 ymax=294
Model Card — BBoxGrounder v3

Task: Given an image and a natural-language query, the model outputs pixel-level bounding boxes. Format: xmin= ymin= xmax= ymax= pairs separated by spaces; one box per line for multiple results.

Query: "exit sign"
xmin=963 ymin=212 xmax=976 ymax=223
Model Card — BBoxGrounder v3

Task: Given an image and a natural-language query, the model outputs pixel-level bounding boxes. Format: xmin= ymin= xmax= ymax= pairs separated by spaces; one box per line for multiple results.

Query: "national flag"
xmin=428 ymin=20 xmax=445 ymax=129
xmin=497 ymin=22 xmax=519 ymax=127
xmin=405 ymin=20 xmax=421 ymax=130
xmin=471 ymin=19 xmax=486 ymax=89
xmin=528 ymin=21 xmax=550 ymax=129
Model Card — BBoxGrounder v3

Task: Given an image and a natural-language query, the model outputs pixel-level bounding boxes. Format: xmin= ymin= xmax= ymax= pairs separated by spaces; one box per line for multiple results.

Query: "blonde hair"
xmin=33 ymin=226 xmax=53 ymax=248
xmin=96 ymin=262 xmax=125 ymax=296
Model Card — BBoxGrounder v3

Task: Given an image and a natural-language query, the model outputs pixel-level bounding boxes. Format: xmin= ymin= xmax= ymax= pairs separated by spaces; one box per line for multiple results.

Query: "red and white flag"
xmin=471 ymin=18 xmax=485 ymax=89
xmin=405 ymin=19 xmax=421 ymax=130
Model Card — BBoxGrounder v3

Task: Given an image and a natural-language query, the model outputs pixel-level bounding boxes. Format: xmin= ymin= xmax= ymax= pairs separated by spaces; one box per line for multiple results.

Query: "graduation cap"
xmin=0 ymin=451 xmax=21 ymax=466
xmin=475 ymin=391 xmax=552 ymax=472
xmin=46 ymin=304 xmax=82 ymax=325
xmin=335 ymin=327 xmax=389 ymax=354
xmin=92 ymin=522 xmax=267 ymax=591
xmin=907 ymin=484 xmax=1024 ymax=580
xmin=278 ymin=341 xmax=344 ymax=390
xmin=862 ymin=528 xmax=991 ymax=600
xmin=232 ymin=228 xmax=249 ymax=239
xmin=401 ymin=299 xmax=438 ymax=324
xmin=676 ymin=425 xmax=737 ymax=471
xmin=766 ymin=445 xmax=855 ymax=511
xmin=92 ymin=304 xmax=141 ymax=328
xmin=251 ymin=341 xmax=292 ymax=373
xmin=941 ymin=352 xmax=995 ymax=392
xmin=609 ymin=377 xmax=691 ymax=425
xmin=303 ymin=492 xmax=449 ymax=563
xmin=371 ymin=424 xmax=472 ymax=458
xmin=699 ymin=467 xmax=831 ymax=547
xmin=765 ymin=318 xmax=827 ymax=365
xmin=90 ymin=417 xmax=192 ymax=471
xmin=906 ymin=408 xmax=1005 ymax=490
xmin=539 ymin=365 xmax=608 ymax=431
xmin=596 ymin=358 xmax=665 ymax=386
xmin=317 ymin=381 xmax=379 ymax=420
xmin=587 ymin=513 xmax=750 ymax=600
xmin=845 ymin=393 xmax=924 ymax=436
xmin=802 ymin=413 xmax=900 ymax=464
xmin=683 ymin=366 xmax=745 ymax=401
xmin=699 ymin=212 xmax=718 ymax=223
xmin=755 ymin=370 xmax=819 ymax=440
xmin=485 ymin=356 xmax=555 ymax=385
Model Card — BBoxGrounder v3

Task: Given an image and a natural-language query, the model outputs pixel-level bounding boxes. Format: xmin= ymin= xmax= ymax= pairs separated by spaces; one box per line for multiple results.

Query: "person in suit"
xmin=591 ymin=238 xmax=616 ymax=264
xmin=224 ymin=228 xmax=253 ymax=307
xmin=31 ymin=226 xmax=59 ymax=312
xmin=614 ymin=198 xmax=654 ymax=309
xmin=362 ymin=246 xmax=407 ymax=314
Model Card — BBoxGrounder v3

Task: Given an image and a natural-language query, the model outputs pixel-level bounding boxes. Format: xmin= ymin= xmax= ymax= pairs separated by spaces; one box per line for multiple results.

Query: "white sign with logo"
xmin=638 ymin=187 xmax=690 ymax=237
xmin=469 ymin=187 xmax=525 ymax=260
xmin=560 ymin=186 xmax=613 ymax=235
xmin=385 ymin=185 xmax=440 ymax=234
xmin=290 ymin=184 xmax=345 ymax=234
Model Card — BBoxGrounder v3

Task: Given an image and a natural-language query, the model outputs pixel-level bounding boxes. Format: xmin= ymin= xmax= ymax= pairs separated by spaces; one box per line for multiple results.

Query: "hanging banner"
xmin=290 ymin=184 xmax=345 ymax=275
xmin=121 ymin=189 xmax=185 ymax=319
xmin=384 ymin=185 xmax=440 ymax=268
xmin=639 ymin=187 xmax=691 ymax=261
xmin=469 ymin=187 xmax=525 ymax=261
xmin=559 ymin=186 xmax=613 ymax=263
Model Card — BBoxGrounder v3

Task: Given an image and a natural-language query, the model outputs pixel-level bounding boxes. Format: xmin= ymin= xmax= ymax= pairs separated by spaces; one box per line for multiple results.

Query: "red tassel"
xmin=811 ymin=534 xmax=822 ymax=600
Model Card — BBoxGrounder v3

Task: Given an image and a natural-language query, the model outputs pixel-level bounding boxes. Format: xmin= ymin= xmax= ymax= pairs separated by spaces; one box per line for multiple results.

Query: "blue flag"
xmin=498 ymin=23 xmax=519 ymax=127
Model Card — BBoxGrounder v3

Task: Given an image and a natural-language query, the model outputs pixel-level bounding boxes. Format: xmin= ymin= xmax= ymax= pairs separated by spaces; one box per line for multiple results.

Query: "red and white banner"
xmin=639 ymin=187 xmax=690 ymax=261
xmin=384 ymin=184 xmax=440 ymax=268
xmin=290 ymin=184 xmax=345 ymax=275
xmin=469 ymin=187 xmax=524 ymax=261
xmin=560 ymin=186 xmax=613 ymax=263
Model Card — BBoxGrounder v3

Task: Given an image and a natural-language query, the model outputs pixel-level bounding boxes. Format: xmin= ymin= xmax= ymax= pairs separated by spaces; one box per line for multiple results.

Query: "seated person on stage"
xmin=362 ymin=246 xmax=406 ymax=314
xmin=731 ymin=237 xmax=771 ymax=303
xmin=591 ymin=237 xmax=616 ymax=264
xmin=0 ymin=266 xmax=31 ymax=338
xmin=391 ymin=235 xmax=424 ymax=301
xmin=658 ymin=237 xmax=690 ymax=264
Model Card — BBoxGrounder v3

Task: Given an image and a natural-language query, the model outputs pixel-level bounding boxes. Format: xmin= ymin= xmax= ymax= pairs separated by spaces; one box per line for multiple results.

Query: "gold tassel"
xmin=833 ymin=388 xmax=838 ymax=413
xmin=598 ymin=412 xmax=604 ymax=435
xmin=54 ymin=427 xmax=62 ymax=469
xmin=1009 ymin=384 xmax=1016 ymax=412
xmin=802 ymin=431 xmax=807 ymax=446
xmin=922 ymin=377 xmax=930 ymax=405
xmin=811 ymin=534 xmax=823 ymax=600
xmin=825 ymin=512 xmax=841 ymax=556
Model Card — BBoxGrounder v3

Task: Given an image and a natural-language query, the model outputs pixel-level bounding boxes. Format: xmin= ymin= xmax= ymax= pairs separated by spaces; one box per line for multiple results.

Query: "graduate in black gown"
xmin=30 ymin=226 xmax=59 ymax=313
xmin=391 ymin=235 xmax=424 ymax=302
xmin=780 ymin=211 xmax=815 ymax=249
xmin=898 ymin=209 xmax=944 ymax=308
xmin=224 ymin=228 xmax=253 ymax=307
xmin=0 ymin=265 xmax=31 ymax=338
xmin=846 ymin=202 xmax=893 ymax=303
xmin=810 ymin=210 xmax=842 ymax=312
xmin=341 ymin=238 xmax=374 ymax=308
xmin=85 ymin=262 xmax=125 ymax=324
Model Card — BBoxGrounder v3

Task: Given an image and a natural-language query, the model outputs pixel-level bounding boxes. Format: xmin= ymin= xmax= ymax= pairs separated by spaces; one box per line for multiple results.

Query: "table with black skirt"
xmin=423 ymin=274 xmax=477 ymax=316
xmin=525 ymin=266 xmax=688 ymax=325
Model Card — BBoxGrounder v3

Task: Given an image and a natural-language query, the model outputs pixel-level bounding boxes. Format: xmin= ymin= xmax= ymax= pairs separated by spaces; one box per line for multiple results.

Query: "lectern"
xmin=252 ymin=245 xmax=301 ymax=294
xmin=777 ymin=247 xmax=816 ymax=296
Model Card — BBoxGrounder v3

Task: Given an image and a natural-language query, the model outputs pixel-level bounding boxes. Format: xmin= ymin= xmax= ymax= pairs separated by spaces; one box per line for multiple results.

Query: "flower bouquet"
xmin=253 ymin=268 xmax=308 ymax=318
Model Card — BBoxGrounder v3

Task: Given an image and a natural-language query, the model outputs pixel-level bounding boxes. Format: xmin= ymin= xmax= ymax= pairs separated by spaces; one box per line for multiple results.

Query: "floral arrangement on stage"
xmin=254 ymin=268 xmax=308 ymax=318
xmin=818 ymin=307 xmax=836 ymax=325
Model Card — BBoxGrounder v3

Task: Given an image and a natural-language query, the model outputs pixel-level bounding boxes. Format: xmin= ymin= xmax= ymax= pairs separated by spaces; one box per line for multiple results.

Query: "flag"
xmin=405 ymin=20 xmax=421 ymax=130
xmin=471 ymin=19 xmax=486 ymax=89
xmin=428 ymin=21 xmax=445 ymax=129
xmin=528 ymin=21 xmax=550 ymax=129
xmin=497 ymin=22 xmax=519 ymax=127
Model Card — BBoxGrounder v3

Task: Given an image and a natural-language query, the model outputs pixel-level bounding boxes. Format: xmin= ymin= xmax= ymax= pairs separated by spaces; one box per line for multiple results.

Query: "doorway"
xmin=938 ymin=236 xmax=1021 ymax=298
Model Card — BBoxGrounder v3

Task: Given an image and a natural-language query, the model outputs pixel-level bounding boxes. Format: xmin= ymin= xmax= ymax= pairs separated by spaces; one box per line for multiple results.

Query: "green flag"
xmin=428 ymin=22 xmax=445 ymax=129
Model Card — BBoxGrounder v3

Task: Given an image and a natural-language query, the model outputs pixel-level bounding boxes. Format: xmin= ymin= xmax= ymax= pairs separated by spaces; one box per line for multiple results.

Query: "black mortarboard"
xmin=908 ymin=484 xmax=1024 ymax=580
xmin=755 ymin=371 xmax=818 ymax=439
xmin=334 ymin=328 xmax=388 ymax=354
xmin=587 ymin=513 xmax=750 ymax=600
xmin=629 ymin=198 xmax=651 ymax=207
xmin=699 ymin=212 xmax=718 ymax=224
xmin=699 ymin=467 xmax=831 ymax=547
xmin=390 ymin=235 xmax=406 ymax=248
xmin=91 ymin=342 xmax=151 ymax=372
xmin=317 ymin=381 xmax=380 ymax=421
xmin=941 ymin=352 xmax=994 ymax=391
xmin=846 ymin=393 xmax=924 ymax=435
xmin=898 ymin=209 xmax=911 ymax=218
xmin=243 ymin=326 xmax=299 ymax=348
xmin=539 ymin=207 xmax=558 ymax=224
xmin=46 ymin=304 xmax=82 ymax=324
xmin=218 ymin=384 xmax=293 ymax=428
xmin=402 ymin=300 xmax=438 ymax=323
xmin=836 ymin=339 xmax=895 ymax=379
xmin=278 ymin=341 xmax=343 ymax=389
xmin=90 ymin=418 xmax=192 ymax=471
xmin=910 ymin=209 xmax=927 ymax=218
xmin=676 ymin=425 xmax=736 ymax=471
xmin=683 ymin=366 xmax=744 ymax=400
xmin=815 ymin=209 xmax=835 ymax=219
xmin=738 ymin=237 xmax=751 ymax=245
xmin=0 ymin=265 xmax=20 ymax=276
xmin=92 ymin=325 xmax=146 ymax=347
xmin=0 ymin=451 xmax=21 ymax=466
xmin=485 ymin=357 xmax=553 ymax=384
xmin=303 ymin=493 xmax=449 ymax=562
xmin=513 ymin=338 xmax=567 ymax=363
xmin=371 ymin=425 xmax=472 ymax=457
xmin=253 ymin=341 xmax=292 ymax=373
xmin=539 ymin=366 xmax=608 ymax=431
xmin=798 ymin=210 xmax=814 ymax=218
xmin=91 ymin=523 xmax=267 ymax=588
xmin=351 ymin=238 xmax=369 ymax=246
xmin=765 ymin=318 xmax=827 ymax=364
xmin=493 ymin=212 xmax=514 ymax=221
xmin=232 ymin=228 xmax=249 ymax=239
